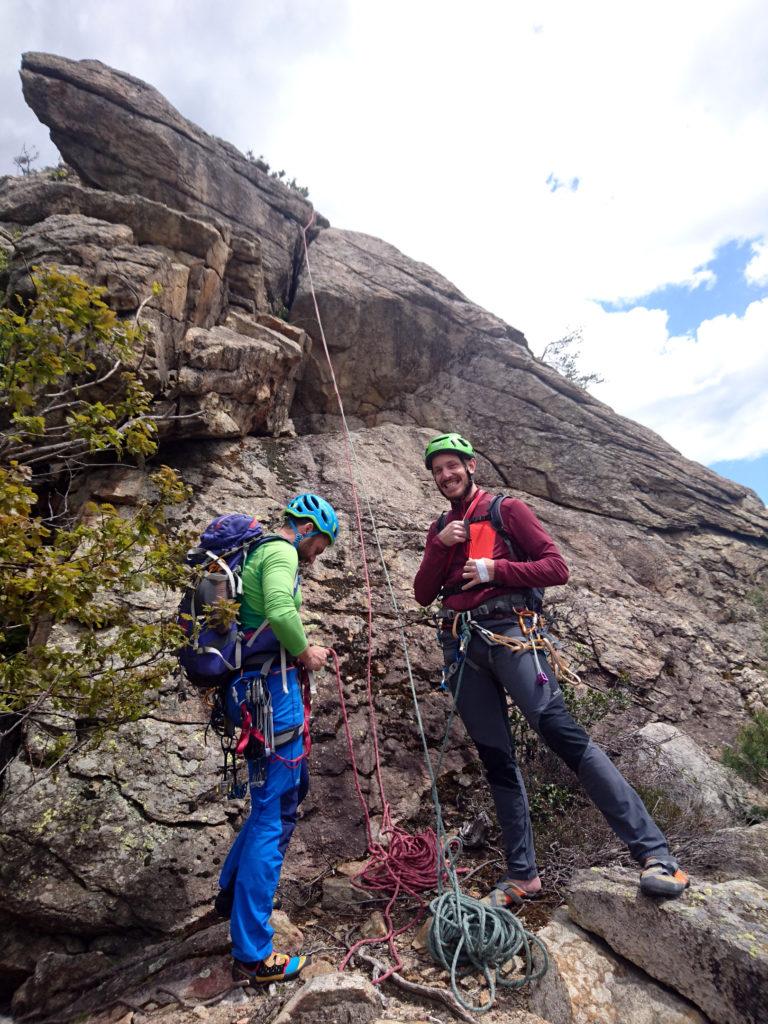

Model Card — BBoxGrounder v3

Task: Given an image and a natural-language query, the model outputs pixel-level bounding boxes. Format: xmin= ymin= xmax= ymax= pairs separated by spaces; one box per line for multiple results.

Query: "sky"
xmin=2 ymin=0 xmax=767 ymax=503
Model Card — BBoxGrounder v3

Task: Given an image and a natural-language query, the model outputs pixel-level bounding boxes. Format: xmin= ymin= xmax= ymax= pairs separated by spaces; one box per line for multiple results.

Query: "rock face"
xmin=289 ymin=228 xmax=764 ymax=535
xmin=19 ymin=51 xmax=323 ymax=305
xmin=289 ymin=225 xmax=768 ymax=749
xmin=2 ymin=51 xmax=768 ymax=1021
xmin=530 ymin=908 xmax=707 ymax=1024
xmin=0 ymin=427 xmax=469 ymax=949
xmin=567 ymin=867 xmax=768 ymax=1024
xmin=290 ymin=228 xmax=527 ymax=428
xmin=0 ymin=174 xmax=310 ymax=438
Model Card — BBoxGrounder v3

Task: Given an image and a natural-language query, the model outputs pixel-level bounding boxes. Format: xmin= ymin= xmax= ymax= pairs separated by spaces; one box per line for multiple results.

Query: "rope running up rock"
xmin=301 ymin=215 xmax=548 ymax=1010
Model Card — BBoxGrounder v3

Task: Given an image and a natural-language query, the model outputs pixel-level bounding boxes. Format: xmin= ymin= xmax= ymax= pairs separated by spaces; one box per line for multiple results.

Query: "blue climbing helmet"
xmin=285 ymin=493 xmax=339 ymax=546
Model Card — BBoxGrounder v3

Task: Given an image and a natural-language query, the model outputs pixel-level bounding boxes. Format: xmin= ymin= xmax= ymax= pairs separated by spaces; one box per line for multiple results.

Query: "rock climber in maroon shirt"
xmin=414 ymin=432 xmax=689 ymax=904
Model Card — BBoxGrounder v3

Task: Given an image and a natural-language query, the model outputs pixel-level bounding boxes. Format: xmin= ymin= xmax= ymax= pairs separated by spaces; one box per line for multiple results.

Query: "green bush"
xmin=722 ymin=711 xmax=768 ymax=788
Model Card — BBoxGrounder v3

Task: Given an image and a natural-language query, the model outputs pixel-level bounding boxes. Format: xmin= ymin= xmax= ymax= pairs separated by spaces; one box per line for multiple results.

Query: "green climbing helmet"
xmin=424 ymin=433 xmax=475 ymax=469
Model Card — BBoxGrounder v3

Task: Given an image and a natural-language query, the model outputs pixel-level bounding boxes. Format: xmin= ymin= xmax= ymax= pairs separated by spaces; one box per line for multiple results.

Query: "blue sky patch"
xmin=599 ymin=237 xmax=768 ymax=336
xmin=547 ymin=173 xmax=580 ymax=193
xmin=709 ymin=454 xmax=768 ymax=505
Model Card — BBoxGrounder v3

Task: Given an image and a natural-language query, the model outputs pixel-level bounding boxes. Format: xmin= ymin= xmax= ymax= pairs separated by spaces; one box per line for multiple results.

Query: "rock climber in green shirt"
xmin=219 ymin=493 xmax=339 ymax=986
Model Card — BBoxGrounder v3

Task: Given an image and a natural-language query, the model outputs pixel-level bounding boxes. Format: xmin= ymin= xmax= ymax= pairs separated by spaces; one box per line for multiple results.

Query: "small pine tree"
xmin=541 ymin=328 xmax=604 ymax=390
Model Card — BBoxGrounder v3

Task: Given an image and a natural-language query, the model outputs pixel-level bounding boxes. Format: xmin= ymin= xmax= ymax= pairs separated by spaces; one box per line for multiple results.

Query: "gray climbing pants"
xmin=442 ymin=621 xmax=669 ymax=880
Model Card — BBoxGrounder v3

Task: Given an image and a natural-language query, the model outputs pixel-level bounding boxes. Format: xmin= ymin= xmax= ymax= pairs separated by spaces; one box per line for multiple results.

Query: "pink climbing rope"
xmin=301 ymin=216 xmax=443 ymax=983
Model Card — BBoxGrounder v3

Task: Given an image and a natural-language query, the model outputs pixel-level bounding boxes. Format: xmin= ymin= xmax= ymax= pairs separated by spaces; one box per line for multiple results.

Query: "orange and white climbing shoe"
xmin=232 ymin=950 xmax=308 ymax=985
xmin=482 ymin=878 xmax=541 ymax=910
xmin=639 ymin=857 xmax=690 ymax=898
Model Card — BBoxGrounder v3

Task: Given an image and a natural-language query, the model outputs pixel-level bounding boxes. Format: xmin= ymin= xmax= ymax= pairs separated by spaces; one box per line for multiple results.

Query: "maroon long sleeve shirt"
xmin=413 ymin=488 xmax=569 ymax=611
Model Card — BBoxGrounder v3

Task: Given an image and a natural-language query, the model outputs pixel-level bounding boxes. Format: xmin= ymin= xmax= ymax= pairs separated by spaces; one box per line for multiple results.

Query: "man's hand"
xmin=438 ymin=520 xmax=468 ymax=547
xmin=462 ymin=558 xmax=495 ymax=590
xmin=297 ymin=645 xmax=330 ymax=671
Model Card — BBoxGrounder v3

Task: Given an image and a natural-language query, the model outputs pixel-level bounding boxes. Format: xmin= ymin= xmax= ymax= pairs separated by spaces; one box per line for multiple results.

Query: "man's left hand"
xmin=462 ymin=558 xmax=495 ymax=589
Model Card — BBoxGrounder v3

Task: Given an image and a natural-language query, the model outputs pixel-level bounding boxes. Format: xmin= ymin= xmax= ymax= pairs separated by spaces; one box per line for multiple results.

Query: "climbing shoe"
xmin=232 ymin=951 xmax=308 ymax=985
xmin=639 ymin=857 xmax=690 ymax=898
xmin=214 ymin=886 xmax=282 ymax=919
xmin=483 ymin=878 xmax=540 ymax=910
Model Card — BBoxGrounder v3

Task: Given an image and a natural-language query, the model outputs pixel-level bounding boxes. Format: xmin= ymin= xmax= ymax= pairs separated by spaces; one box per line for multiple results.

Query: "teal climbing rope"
xmin=425 ymin=615 xmax=548 ymax=1013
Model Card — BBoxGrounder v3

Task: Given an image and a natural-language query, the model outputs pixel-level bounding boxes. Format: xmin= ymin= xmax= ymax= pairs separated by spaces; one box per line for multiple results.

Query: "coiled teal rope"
xmin=428 ymin=891 xmax=548 ymax=1010
xmin=425 ymin=614 xmax=549 ymax=1013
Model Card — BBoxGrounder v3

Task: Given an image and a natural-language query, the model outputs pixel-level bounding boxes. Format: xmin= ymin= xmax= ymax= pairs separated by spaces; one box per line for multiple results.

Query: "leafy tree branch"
xmin=0 ymin=267 xmax=194 ymax=791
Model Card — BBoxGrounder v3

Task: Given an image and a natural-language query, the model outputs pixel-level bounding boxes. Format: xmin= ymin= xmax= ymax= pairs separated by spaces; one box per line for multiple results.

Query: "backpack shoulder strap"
xmin=436 ymin=511 xmax=448 ymax=533
xmin=488 ymin=494 xmax=524 ymax=561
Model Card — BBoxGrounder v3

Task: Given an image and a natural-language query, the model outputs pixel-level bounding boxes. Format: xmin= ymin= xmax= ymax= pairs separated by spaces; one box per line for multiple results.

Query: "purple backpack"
xmin=176 ymin=513 xmax=288 ymax=687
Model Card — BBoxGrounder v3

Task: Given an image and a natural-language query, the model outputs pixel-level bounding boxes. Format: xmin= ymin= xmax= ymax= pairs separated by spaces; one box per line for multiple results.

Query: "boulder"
xmin=11 ymin=922 xmax=232 ymax=1020
xmin=530 ymin=907 xmax=707 ymax=1023
xmin=0 ymin=706 xmax=232 ymax=937
xmin=174 ymin=316 xmax=308 ymax=438
xmin=691 ymin=821 xmax=768 ymax=888
xmin=322 ymin=872 xmax=373 ymax=912
xmin=567 ymin=866 xmax=768 ymax=1024
xmin=271 ymin=972 xmax=383 ymax=1024
xmin=628 ymin=722 xmax=767 ymax=824
xmin=20 ymin=52 xmax=322 ymax=304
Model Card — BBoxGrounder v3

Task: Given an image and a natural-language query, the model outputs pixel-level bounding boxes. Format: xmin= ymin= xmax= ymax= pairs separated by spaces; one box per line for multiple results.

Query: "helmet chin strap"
xmin=289 ymin=523 xmax=321 ymax=548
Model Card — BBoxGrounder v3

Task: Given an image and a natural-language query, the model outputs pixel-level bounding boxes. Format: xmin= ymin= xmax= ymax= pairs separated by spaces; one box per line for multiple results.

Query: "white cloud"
xmin=746 ymin=240 xmax=768 ymax=286
xmin=540 ymin=297 xmax=768 ymax=464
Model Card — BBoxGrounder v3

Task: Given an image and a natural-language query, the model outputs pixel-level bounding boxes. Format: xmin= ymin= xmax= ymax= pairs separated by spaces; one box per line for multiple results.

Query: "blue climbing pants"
xmin=442 ymin=620 xmax=669 ymax=880
xmin=218 ymin=664 xmax=307 ymax=963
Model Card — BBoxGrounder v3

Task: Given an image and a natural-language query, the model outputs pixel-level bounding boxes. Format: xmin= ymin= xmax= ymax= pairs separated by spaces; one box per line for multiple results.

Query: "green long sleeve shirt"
xmin=239 ymin=538 xmax=307 ymax=656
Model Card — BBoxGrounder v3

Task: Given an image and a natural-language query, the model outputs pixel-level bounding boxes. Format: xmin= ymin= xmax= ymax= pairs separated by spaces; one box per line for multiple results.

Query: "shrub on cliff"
xmin=722 ymin=711 xmax=768 ymax=788
xmin=0 ymin=266 xmax=190 ymax=788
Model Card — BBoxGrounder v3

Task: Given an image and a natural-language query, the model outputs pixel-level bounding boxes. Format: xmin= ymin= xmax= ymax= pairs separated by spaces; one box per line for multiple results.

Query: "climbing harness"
xmin=444 ymin=609 xmax=582 ymax=689
xmin=300 ymin=214 xmax=549 ymax=1012
xmin=205 ymin=656 xmax=312 ymax=798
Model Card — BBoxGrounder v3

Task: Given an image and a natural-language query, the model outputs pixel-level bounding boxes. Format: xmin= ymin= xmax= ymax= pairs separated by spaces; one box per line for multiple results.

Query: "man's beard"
xmin=439 ymin=468 xmax=474 ymax=502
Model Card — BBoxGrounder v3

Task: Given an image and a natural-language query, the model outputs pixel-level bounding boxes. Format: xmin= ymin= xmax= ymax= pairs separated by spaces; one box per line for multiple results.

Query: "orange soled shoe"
xmin=639 ymin=856 xmax=690 ymax=898
xmin=482 ymin=878 xmax=541 ymax=909
xmin=232 ymin=950 xmax=308 ymax=985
